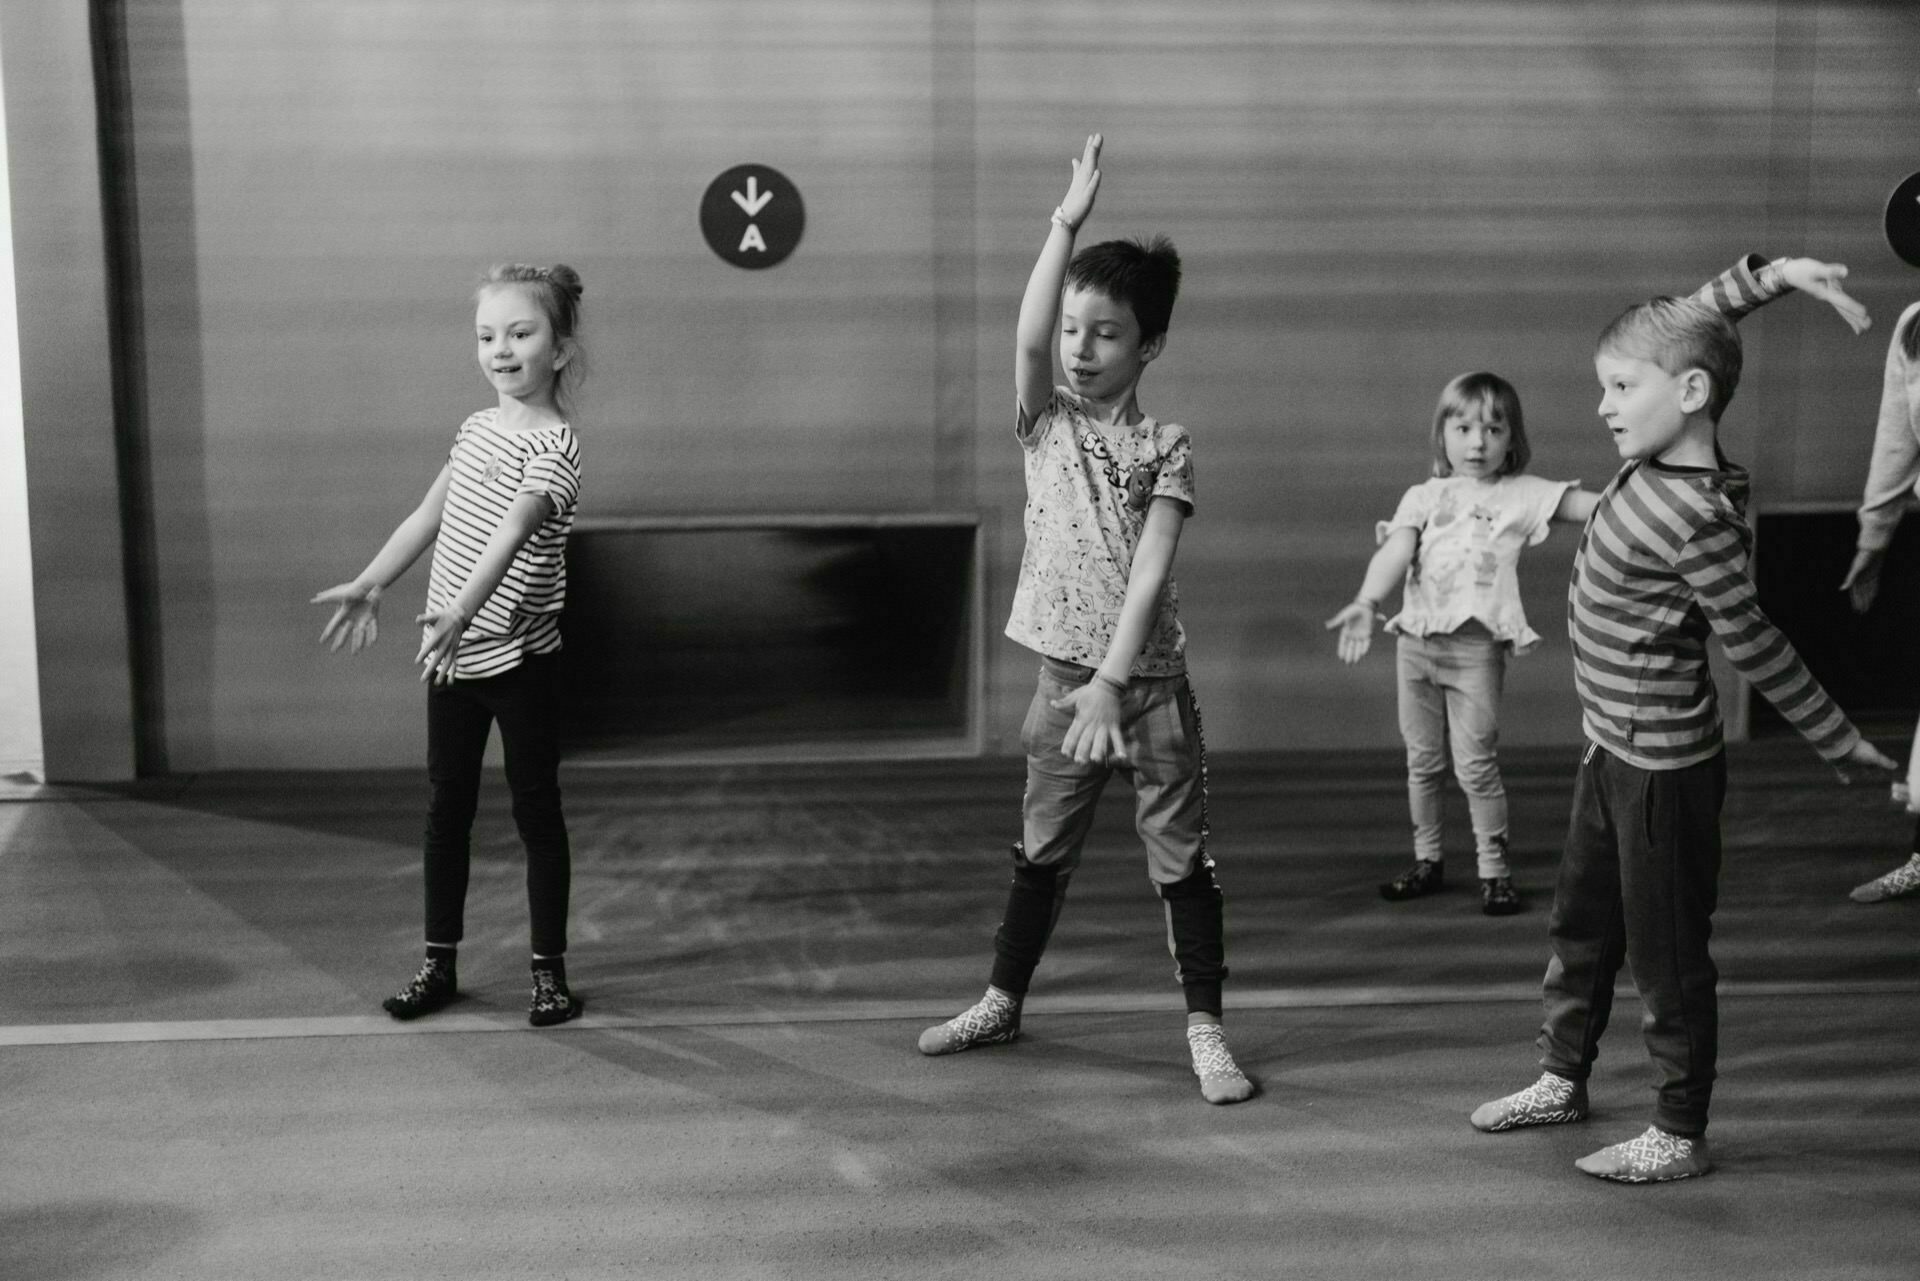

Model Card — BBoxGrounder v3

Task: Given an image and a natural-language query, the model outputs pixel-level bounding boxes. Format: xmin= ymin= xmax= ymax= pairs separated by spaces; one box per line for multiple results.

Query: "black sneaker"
xmin=1480 ymin=875 xmax=1523 ymax=916
xmin=529 ymin=967 xmax=584 ymax=1027
xmin=382 ymin=954 xmax=458 ymax=1020
xmin=1380 ymin=859 xmax=1444 ymax=901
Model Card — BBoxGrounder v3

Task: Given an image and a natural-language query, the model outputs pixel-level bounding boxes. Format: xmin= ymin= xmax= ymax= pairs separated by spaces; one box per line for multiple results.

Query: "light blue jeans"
xmin=1396 ymin=626 xmax=1510 ymax=878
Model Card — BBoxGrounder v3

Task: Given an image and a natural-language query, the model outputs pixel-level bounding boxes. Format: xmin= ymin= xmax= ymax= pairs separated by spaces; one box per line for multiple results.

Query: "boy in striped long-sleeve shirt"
xmin=1470 ymin=256 xmax=1896 ymax=1183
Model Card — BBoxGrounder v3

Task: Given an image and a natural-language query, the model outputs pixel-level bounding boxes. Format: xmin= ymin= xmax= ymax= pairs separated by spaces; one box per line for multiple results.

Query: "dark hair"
xmin=477 ymin=263 xmax=586 ymax=419
xmin=1429 ymin=371 xmax=1530 ymax=478
xmin=1595 ymin=295 xmax=1743 ymax=422
xmin=1064 ymin=236 xmax=1182 ymax=341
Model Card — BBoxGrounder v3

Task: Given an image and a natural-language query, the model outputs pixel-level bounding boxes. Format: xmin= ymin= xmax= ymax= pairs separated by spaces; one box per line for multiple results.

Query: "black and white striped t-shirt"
xmin=425 ymin=408 xmax=581 ymax=680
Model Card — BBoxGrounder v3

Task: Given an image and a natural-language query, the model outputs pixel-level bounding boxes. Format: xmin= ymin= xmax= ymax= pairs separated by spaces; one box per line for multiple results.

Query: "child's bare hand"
xmin=312 ymin=582 xmax=381 ymax=654
xmin=1834 ymin=737 xmax=1899 ymax=785
xmin=1324 ymin=602 xmax=1376 ymax=664
xmin=1056 ymin=133 xmax=1103 ymax=231
xmin=1051 ymin=681 xmax=1127 ymax=765
xmin=1840 ymin=547 xmax=1885 ymax=614
xmin=414 ymin=605 xmax=468 ymax=684
xmin=1777 ymin=258 xmax=1871 ymax=334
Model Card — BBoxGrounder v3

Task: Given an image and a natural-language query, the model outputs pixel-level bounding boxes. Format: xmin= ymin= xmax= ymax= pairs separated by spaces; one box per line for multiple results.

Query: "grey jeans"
xmin=1396 ymin=628 xmax=1510 ymax=877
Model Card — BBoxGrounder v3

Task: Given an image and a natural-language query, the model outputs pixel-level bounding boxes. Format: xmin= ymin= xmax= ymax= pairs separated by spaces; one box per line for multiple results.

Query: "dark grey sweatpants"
xmin=1537 ymin=743 xmax=1727 ymax=1137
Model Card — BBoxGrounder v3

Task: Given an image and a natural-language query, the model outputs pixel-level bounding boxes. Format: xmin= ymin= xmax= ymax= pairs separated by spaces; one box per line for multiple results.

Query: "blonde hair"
xmin=1596 ymin=296 xmax=1742 ymax=422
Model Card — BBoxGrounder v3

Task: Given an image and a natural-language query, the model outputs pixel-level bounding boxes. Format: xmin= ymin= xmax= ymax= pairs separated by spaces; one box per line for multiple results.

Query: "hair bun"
xmin=547 ymin=263 xmax=583 ymax=300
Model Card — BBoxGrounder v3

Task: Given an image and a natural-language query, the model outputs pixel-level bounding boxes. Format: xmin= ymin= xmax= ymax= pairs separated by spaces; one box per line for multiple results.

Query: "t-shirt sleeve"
xmin=1153 ymin=430 xmax=1196 ymax=516
xmin=1517 ymin=476 xmax=1580 ymax=547
xmin=1015 ymin=388 xmax=1068 ymax=450
xmin=1376 ymin=482 xmax=1432 ymax=546
xmin=520 ymin=449 xmax=581 ymax=515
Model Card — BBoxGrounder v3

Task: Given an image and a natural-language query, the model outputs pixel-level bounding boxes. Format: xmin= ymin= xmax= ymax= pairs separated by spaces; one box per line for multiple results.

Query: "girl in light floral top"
xmin=1327 ymin=372 xmax=1596 ymax=915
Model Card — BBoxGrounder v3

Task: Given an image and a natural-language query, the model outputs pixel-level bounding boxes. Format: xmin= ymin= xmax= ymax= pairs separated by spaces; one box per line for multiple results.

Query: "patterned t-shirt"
xmin=1379 ymin=473 xmax=1576 ymax=655
xmin=425 ymin=408 xmax=582 ymax=680
xmin=1004 ymin=388 xmax=1196 ymax=676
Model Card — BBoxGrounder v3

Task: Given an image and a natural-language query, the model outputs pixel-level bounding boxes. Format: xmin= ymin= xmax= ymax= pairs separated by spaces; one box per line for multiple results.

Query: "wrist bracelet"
xmin=1050 ymin=206 xmax=1074 ymax=233
xmin=1092 ymin=672 xmax=1127 ymax=697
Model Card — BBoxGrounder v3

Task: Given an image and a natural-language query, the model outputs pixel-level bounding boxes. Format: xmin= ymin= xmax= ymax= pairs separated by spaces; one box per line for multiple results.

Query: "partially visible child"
xmin=1327 ymin=373 xmax=1596 ymax=915
xmin=312 ymin=263 xmax=587 ymax=1028
xmin=1470 ymin=255 xmax=1894 ymax=1183
xmin=917 ymin=135 xmax=1253 ymax=1104
xmin=1840 ymin=301 xmax=1920 ymax=903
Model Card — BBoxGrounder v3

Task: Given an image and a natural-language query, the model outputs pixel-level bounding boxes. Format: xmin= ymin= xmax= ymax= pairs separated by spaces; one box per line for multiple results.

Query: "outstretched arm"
xmin=1554 ymin=487 xmax=1601 ymax=526
xmin=1053 ymin=496 xmax=1183 ymax=764
xmin=1016 ymin=133 xmax=1102 ymax=428
xmin=1325 ymin=527 xmax=1416 ymax=664
xmin=312 ymin=463 xmax=453 ymax=653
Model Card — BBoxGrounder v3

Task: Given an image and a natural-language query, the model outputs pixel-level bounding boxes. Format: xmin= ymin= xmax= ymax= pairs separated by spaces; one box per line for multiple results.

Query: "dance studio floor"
xmin=3 ymin=742 xmax=1916 ymax=1280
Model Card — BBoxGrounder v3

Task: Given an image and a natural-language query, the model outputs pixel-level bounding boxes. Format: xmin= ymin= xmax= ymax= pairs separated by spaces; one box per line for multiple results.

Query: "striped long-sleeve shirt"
xmin=1568 ymin=257 xmax=1861 ymax=769
xmin=425 ymin=408 xmax=582 ymax=680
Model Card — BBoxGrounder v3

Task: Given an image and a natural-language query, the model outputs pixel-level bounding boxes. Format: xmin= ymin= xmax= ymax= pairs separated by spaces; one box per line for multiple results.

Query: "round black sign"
xmin=1887 ymin=170 xmax=1920 ymax=269
xmin=700 ymin=164 xmax=804 ymax=269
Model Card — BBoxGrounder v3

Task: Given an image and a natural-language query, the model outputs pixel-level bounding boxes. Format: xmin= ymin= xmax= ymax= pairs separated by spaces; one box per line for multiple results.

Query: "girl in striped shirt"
xmin=313 ymin=263 xmax=587 ymax=1028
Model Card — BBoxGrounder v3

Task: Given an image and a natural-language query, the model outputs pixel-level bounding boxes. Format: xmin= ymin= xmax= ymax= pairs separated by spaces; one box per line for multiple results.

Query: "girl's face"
xmin=1442 ymin=406 xmax=1511 ymax=479
xmin=475 ymin=284 xmax=566 ymax=407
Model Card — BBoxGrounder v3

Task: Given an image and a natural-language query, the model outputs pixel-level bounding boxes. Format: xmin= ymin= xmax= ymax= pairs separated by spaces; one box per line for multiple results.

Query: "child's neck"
xmin=1654 ymin=416 xmax=1718 ymax=469
xmin=1077 ymin=379 xmax=1146 ymax=429
xmin=495 ymin=391 xmax=565 ymax=433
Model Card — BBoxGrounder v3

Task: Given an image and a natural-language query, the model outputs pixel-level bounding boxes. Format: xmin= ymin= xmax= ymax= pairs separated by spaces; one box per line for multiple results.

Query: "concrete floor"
xmin=3 ymin=744 xmax=1917 ymax=1279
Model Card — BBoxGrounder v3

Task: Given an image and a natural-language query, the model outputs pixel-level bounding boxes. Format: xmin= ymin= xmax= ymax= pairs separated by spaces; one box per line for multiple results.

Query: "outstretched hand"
xmin=1324 ymin=602 xmax=1376 ymax=664
xmin=1778 ymin=258 xmax=1871 ymax=335
xmin=1833 ymin=736 xmax=1899 ymax=787
xmin=1840 ymin=546 xmax=1885 ymax=614
xmin=1053 ymin=681 xmax=1127 ymax=765
xmin=1056 ymin=133 xmax=1103 ymax=231
xmin=414 ymin=604 xmax=469 ymax=685
xmin=312 ymin=581 xmax=381 ymax=654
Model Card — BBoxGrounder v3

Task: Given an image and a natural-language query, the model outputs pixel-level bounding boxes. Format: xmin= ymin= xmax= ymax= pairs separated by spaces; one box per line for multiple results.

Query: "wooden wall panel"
xmin=104 ymin=0 xmax=1920 ymax=766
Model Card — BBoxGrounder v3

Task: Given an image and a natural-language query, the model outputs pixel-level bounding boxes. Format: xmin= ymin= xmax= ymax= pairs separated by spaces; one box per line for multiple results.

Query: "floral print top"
xmin=1005 ymin=388 xmax=1197 ymax=676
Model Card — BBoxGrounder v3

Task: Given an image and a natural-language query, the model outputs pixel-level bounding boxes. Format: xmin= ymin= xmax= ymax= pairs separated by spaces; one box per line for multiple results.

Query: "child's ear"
xmin=1140 ymin=331 xmax=1167 ymax=364
xmin=1679 ymin=368 xmax=1713 ymax=414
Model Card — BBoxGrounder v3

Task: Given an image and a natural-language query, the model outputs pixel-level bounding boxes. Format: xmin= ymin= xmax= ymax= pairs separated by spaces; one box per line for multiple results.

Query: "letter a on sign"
xmin=700 ymin=164 xmax=805 ymax=269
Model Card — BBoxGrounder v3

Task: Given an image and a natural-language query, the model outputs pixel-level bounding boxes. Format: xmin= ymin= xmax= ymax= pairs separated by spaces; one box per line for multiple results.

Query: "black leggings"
xmin=422 ymin=652 xmax=571 ymax=957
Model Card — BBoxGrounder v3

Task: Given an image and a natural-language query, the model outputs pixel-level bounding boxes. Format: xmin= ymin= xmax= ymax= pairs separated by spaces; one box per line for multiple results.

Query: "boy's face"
xmin=1594 ymin=350 xmax=1708 ymax=462
xmin=1060 ymin=284 xmax=1162 ymax=403
xmin=1441 ymin=406 xmax=1511 ymax=479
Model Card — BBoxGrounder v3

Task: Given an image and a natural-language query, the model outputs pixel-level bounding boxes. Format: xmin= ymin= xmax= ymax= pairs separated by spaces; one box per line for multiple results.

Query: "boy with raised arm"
xmin=1470 ymin=255 xmax=1896 ymax=1181
xmin=917 ymin=134 xmax=1253 ymax=1105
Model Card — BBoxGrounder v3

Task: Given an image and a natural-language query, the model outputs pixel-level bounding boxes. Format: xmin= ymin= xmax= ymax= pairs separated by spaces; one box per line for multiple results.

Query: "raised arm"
xmin=1053 ymin=495 xmax=1184 ymax=764
xmin=1324 ymin=527 xmax=1417 ymax=664
xmin=1688 ymin=254 xmax=1871 ymax=334
xmin=312 ymin=463 xmax=453 ymax=653
xmin=415 ymin=490 xmax=556 ymax=683
xmin=1016 ymin=134 xmax=1102 ymax=428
